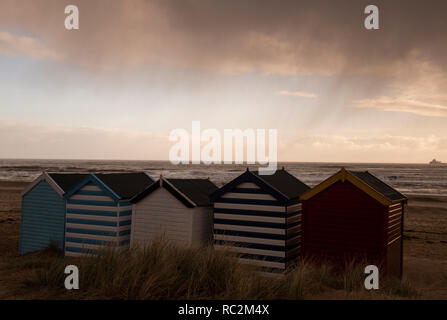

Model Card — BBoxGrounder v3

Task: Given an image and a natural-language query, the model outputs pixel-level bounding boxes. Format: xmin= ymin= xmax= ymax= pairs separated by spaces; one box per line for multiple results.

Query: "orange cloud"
xmin=355 ymin=55 xmax=447 ymax=117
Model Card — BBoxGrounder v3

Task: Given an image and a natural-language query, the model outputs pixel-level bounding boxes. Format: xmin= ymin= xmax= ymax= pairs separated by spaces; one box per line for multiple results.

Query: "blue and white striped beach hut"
xmin=20 ymin=172 xmax=88 ymax=254
xmin=210 ymin=168 xmax=310 ymax=273
xmin=63 ymin=172 xmax=153 ymax=256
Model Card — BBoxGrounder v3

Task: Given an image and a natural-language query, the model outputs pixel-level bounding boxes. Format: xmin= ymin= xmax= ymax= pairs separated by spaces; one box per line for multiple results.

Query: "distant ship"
xmin=429 ymin=159 xmax=444 ymax=166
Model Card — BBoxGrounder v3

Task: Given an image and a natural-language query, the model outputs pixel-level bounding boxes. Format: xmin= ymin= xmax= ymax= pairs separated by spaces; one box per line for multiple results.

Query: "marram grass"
xmin=18 ymin=239 xmax=419 ymax=300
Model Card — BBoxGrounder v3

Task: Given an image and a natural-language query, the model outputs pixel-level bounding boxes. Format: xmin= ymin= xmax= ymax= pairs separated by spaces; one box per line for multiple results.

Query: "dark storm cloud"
xmin=1 ymin=0 xmax=447 ymax=117
xmin=0 ymin=0 xmax=446 ymax=74
xmin=151 ymin=0 xmax=447 ymax=75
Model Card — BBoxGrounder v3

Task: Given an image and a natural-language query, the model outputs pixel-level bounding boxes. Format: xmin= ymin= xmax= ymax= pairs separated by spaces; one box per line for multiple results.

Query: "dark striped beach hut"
xmin=300 ymin=168 xmax=407 ymax=277
xmin=63 ymin=172 xmax=153 ymax=256
xmin=19 ymin=172 xmax=87 ymax=254
xmin=210 ymin=168 xmax=310 ymax=273
xmin=130 ymin=177 xmax=218 ymax=247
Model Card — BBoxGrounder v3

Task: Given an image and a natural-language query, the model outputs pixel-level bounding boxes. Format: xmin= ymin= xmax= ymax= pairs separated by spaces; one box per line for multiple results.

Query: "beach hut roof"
xmin=131 ymin=178 xmax=218 ymax=207
xmin=22 ymin=172 xmax=88 ymax=197
xmin=349 ymin=171 xmax=407 ymax=202
xmin=95 ymin=172 xmax=154 ymax=199
xmin=64 ymin=172 xmax=154 ymax=201
xmin=301 ymin=168 xmax=407 ymax=205
xmin=210 ymin=168 xmax=310 ymax=204
xmin=251 ymin=169 xmax=310 ymax=200
xmin=48 ymin=173 xmax=89 ymax=193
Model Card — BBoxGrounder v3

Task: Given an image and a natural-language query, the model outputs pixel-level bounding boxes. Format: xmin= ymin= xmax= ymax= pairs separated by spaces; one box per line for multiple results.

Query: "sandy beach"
xmin=0 ymin=180 xmax=446 ymax=299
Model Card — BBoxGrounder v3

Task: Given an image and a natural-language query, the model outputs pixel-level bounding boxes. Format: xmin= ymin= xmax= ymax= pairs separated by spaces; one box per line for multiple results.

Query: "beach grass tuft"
xmin=16 ymin=238 xmax=420 ymax=300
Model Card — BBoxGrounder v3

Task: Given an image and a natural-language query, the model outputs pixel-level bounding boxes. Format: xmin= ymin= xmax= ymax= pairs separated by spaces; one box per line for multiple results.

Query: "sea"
xmin=0 ymin=159 xmax=446 ymax=196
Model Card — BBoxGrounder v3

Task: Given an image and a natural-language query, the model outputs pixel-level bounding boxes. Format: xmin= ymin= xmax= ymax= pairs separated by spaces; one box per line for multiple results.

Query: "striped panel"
xmin=118 ymin=203 xmax=132 ymax=224
xmin=214 ymin=223 xmax=285 ymax=235
xmin=119 ymin=233 xmax=131 ymax=239
xmin=67 ymin=199 xmax=116 ymax=206
xmin=67 ymin=204 xmax=118 ymax=214
xmin=287 ymin=224 xmax=301 ymax=235
xmin=214 ymin=202 xmax=284 ymax=212
xmin=286 ymin=234 xmax=300 ymax=246
xmin=70 ymin=194 xmax=114 ymax=202
xmin=66 ymin=222 xmax=117 ymax=230
xmin=65 ymin=232 xmax=117 ymax=242
xmin=216 ymin=198 xmax=282 ymax=206
xmin=388 ymin=203 xmax=402 ymax=245
xmin=66 ymin=227 xmax=116 ymax=236
xmin=118 ymin=204 xmax=132 ymax=218
xmin=214 ymin=246 xmax=286 ymax=270
xmin=66 ymin=213 xmax=129 ymax=222
xmin=287 ymin=203 xmax=302 ymax=213
xmin=76 ymin=190 xmax=107 ymax=196
xmin=214 ymin=192 xmax=298 ymax=271
xmin=119 ymin=219 xmax=132 ymax=227
xmin=230 ymin=188 xmax=270 ymax=194
xmin=214 ymin=207 xmax=286 ymax=217
xmin=285 ymin=203 xmax=302 ymax=263
xmin=236 ymin=182 xmax=260 ymax=189
xmin=220 ymin=192 xmax=276 ymax=200
xmin=81 ymin=185 xmax=103 ymax=191
xmin=119 ymin=210 xmax=132 ymax=217
xmin=214 ymin=228 xmax=288 ymax=240
xmin=118 ymin=200 xmax=132 ymax=242
xmin=119 ymin=229 xmax=131 ymax=236
xmin=214 ymin=213 xmax=285 ymax=224
xmin=66 ymin=237 xmax=113 ymax=246
xmin=66 ymin=217 xmax=117 ymax=227
xmin=65 ymin=184 xmax=125 ymax=256
xmin=215 ymin=240 xmax=295 ymax=251
xmin=213 ymin=183 xmax=304 ymax=272
xmin=214 ymin=233 xmax=285 ymax=246
xmin=287 ymin=214 xmax=301 ymax=224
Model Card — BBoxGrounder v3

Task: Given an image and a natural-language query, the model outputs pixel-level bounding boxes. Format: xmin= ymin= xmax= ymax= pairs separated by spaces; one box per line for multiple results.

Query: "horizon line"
xmin=0 ymin=157 xmax=436 ymax=166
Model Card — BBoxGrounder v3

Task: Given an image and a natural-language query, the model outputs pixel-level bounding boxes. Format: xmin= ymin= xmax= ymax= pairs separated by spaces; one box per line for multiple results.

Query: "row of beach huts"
xmin=19 ymin=167 xmax=407 ymax=277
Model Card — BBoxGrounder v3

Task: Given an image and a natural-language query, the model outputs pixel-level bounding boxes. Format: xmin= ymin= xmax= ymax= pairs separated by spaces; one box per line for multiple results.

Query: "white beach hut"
xmin=129 ymin=177 xmax=218 ymax=247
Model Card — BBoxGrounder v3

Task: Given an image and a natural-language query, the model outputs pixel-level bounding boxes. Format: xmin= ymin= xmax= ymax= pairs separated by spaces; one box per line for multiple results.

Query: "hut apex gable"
xmin=130 ymin=179 xmax=195 ymax=207
xmin=131 ymin=178 xmax=217 ymax=208
xmin=21 ymin=172 xmax=64 ymax=198
xmin=210 ymin=170 xmax=288 ymax=203
xmin=300 ymin=168 xmax=400 ymax=205
xmin=63 ymin=173 xmax=120 ymax=202
xmin=210 ymin=169 xmax=309 ymax=204
xmin=163 ymin=178 xmax=197 ymax=207
xmin=136 ymin=184 xmax=193 ymax=211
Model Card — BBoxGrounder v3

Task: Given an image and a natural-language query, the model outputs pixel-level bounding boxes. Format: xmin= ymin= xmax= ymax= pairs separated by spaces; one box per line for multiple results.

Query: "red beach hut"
xmin=300 ymin=168 xmax=407 ymax=278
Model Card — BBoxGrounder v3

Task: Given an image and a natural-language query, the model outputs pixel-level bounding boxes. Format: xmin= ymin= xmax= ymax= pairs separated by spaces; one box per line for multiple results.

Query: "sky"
xmin=0 ymin=0 xmax=446 ymax=163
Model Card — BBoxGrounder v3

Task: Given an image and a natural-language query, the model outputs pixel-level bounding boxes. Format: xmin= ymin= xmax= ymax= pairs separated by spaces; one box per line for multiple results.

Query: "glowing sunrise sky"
xmin=0 ymin=0 xmax=446 ymax=163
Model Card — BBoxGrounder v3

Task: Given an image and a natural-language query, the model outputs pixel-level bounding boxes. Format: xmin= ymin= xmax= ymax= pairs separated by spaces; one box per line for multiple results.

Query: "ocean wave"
xmin=1 ymin=159 xmax=446 ymax=196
